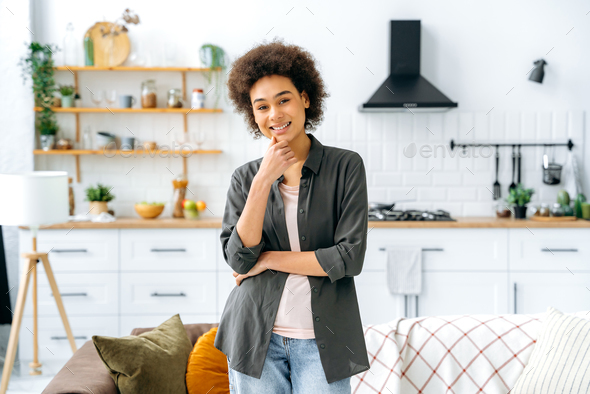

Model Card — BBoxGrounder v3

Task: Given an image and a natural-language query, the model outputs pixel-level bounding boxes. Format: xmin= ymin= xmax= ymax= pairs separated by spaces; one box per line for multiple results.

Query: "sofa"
xmin=41 ymin=309 xmax=590 ymax=394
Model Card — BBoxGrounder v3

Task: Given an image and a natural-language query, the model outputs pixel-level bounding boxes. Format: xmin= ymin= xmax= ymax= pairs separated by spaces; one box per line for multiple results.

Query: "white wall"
xmin=5 ymin=0 xmax=590 ymax=218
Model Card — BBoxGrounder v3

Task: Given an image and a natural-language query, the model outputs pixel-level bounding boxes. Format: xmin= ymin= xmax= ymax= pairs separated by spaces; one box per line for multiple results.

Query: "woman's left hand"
xmin=233 ymin=251 xmax=273 ymax=286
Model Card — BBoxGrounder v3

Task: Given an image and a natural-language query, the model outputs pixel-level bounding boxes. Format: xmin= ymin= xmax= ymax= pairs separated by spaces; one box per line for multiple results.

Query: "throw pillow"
xmin=511 ymin=306 xmax=590 ymax=393
xmin=92 ymin=314 xmax=193 ymax=394
xmin=186 ymin=327 xmax=229 ymax=394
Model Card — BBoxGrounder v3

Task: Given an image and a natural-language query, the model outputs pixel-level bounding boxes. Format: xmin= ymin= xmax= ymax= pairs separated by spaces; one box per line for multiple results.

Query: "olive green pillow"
xmin=92 ymin=314 xmax=193 ymax=394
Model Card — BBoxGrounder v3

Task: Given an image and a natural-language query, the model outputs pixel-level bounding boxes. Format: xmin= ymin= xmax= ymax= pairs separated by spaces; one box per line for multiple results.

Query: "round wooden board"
xmin=530 ymin=215 xmax=577 ymax=221
xmin=85 ymin=22 xmax=130 ymax=67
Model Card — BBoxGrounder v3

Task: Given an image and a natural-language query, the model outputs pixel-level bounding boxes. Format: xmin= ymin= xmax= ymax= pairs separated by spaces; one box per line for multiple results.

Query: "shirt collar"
xmin=276 ymin=133 xmax=324 ymax=183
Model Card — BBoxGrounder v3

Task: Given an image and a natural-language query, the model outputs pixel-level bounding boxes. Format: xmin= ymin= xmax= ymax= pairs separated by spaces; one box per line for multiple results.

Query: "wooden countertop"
xmin=19 ymin=216 xmax=590 ymax=230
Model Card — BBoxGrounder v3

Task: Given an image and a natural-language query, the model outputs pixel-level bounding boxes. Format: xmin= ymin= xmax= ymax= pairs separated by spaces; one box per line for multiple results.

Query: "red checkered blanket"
xmin=352 ymin=311 xmax=590 ymax=394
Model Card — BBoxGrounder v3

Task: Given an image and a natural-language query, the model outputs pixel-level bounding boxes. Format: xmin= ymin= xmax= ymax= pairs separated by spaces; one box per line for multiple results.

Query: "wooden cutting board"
xmin=85 ymin=22 xmax=130 ymax=67
xmin=530 ymin=215 xmax=577 ymax=221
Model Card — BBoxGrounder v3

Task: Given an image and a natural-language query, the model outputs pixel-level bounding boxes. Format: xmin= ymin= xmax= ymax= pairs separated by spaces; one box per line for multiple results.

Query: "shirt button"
xmin=299 ymin=209 xmax=304 ymax=214
xmin=301 ymin=236 xmax=306 ymax=241
xmin=315 ymin=316 xmax=320 ymax=322
xmin=320 ymin=344 xmax=325 ymax=349
xmin=313 ymin=288 xmax=318 ymax=293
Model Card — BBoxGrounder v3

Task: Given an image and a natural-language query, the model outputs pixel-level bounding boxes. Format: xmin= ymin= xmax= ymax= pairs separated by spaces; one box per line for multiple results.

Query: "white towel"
xmin=386 ymin=246 xmax=422 ymax=295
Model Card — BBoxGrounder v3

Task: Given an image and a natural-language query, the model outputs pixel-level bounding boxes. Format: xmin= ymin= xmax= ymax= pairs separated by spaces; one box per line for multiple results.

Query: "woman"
xmin=214 ymin=39 xmax=370 ymax=393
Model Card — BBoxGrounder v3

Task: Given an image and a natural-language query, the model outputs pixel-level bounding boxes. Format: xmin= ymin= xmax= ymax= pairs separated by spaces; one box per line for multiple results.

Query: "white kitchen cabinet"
xmin=120 ymin=229 xmax=217 ymax=272
xmin=354 ymin=271 xmax=405 ymax=324
xmin=19 ymin=229 xmax=119 ymax=272
xmin=508 ymin=229 xmax=590 ymax=271
xmin=19 ymin=316 xmax=118 ymax=361
xmin=417 ymin=272 xmax=509 ymax=317
xmin=120 ymin=272 xmax=216 ymax=315
xmin=365 ymin=228 xmax=508 ymax=271
xmin=510 ymin=272 xmax=590 ymax=315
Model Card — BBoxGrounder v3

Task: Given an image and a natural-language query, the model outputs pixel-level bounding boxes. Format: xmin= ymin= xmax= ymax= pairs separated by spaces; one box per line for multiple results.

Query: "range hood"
xmin=359 ymin=20 xmax=458 ymax=113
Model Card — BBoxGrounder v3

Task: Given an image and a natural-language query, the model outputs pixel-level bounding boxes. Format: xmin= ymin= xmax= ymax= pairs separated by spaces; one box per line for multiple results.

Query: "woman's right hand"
xmin=256 ymin=136 xmax=297 ymax=185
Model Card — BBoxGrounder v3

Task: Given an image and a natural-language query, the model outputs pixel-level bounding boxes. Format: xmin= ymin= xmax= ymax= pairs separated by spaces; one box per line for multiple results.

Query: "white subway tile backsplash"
xmin=36 ymin=110 xmax=584 ymax=218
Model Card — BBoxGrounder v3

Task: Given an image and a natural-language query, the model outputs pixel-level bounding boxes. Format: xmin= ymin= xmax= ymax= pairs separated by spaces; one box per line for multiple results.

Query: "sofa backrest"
xmin=130 ymin=322 xmax=220 ymax=346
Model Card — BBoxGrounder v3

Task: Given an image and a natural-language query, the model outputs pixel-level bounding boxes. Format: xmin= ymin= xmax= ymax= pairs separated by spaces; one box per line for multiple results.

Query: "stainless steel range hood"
xmin=359 ymin=20 xmax=458 ymax=113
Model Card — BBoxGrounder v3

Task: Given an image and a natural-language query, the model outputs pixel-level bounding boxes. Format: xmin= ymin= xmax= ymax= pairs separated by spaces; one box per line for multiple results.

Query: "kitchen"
xmin=1 ymin=1 xmax=589 ymax=393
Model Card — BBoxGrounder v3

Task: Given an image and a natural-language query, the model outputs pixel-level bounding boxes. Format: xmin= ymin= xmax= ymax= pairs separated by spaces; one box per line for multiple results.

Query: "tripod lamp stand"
xmin=0 ymin=171 xmax=77 ymax=392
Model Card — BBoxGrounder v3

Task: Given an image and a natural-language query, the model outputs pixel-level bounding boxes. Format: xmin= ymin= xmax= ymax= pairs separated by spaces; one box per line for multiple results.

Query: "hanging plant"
xmin=199 ymin=44 xmax=230 ymax=109
xmin=18 ymin=42 xmax=60 ymax=135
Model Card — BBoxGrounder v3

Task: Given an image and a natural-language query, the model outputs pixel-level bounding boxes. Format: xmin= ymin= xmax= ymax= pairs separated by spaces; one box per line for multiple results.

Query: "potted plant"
xmin=18 ymin=42 xmax=60 ymax=149
xmin=506 ymin=183 xmax=535 ymax=219
xmin=85 ymin=183 xmax=115 ymax=214
xmin=199 ymin=44 xmax=230 ymax=109
xmin=59 ymin=84 xmax=76 ymax=107
xmin=37 ymin=108 xmax=59 ymax=150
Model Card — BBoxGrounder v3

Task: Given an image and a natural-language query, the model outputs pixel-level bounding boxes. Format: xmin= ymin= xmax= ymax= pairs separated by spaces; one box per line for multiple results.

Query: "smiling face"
xmin=250 ymin=74 xmax=310 ymax=143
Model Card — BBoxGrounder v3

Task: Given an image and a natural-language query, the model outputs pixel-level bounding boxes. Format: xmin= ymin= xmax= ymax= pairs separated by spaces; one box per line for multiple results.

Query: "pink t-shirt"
xmin=272 ymin=182 xmax=315 ymax=339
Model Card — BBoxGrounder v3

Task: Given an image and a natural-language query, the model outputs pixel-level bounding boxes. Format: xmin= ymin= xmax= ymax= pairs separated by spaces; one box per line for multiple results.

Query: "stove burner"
xmin=368 ymin=208 xmax=455 ymax=221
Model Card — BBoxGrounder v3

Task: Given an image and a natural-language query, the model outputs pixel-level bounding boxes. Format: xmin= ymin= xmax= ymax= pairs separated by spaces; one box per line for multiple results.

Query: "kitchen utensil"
xmin=493 ymin=145 xmax=501 ymax=200
xmin=368 ymin=199 xmax=416 ymax=212
xmin=542 ymin=145 xmax=562 ymax=185
xmin=517 ymin=145 xmax=522 ymax=185
xmin=119 ymin=95 xmax=136 ymax=108
xmin=509 ymin=145 xmax=516 ymax=192
xmin=84 ymin=22 xmax=130 ymax=67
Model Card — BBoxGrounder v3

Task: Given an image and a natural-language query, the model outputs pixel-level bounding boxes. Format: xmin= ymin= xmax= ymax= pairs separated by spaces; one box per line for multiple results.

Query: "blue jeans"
xmin=227 ymin=332 xmax=351 ymax=393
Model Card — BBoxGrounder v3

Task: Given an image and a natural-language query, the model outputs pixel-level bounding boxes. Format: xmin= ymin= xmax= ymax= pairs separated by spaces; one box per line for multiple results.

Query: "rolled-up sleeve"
xmin=220 ymin=170 xmax=265 ymax=274
xmin=314 ymin=155 xmax=368 ymax=283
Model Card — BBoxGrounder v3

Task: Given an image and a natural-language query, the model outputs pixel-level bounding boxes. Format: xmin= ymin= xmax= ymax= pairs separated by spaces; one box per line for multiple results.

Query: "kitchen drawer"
xmin=508 ymin=229 xmax=590 ymax=271
xmin=365 ymin=228 xmax=508 ymax=271
xmin=120 ymin=229 xmax=216 ymax=271
xmin=23 ymin=272 xmax=118 ymax=317
xmin=120 ymin=314 xmax=218 ymax=337
xmin=19 ymin=229 xmax=118 ymax=272
xmin=120 ymin=272 xmax=216 ymax=315
xmin=18 ymin=315 xmax=118 ymax=361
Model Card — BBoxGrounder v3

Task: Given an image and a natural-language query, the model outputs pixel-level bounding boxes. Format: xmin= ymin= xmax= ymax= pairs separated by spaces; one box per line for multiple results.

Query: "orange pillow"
xmin=186 ymin=327 xmax=230 ymax=394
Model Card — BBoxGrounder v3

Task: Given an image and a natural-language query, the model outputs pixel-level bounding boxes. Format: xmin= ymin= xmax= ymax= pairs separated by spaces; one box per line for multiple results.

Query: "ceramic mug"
xmin=119 ymin=95 xmax=136 ymax=108
xmin=120 ymin=137 xmax=135 ymax=151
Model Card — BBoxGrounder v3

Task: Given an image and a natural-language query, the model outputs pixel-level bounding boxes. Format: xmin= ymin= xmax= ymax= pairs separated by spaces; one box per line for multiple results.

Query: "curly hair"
xmin=226 ymin=38 xmax=330 ymax=139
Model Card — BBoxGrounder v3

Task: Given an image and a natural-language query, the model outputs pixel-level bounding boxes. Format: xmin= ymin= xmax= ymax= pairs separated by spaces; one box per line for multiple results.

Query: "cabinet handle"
xmin=150 ymin=248 xmax=187 ymax=253
xmin=50 ymin=335 xmax=87 ymax=340
xmin=150 ymin=292 xmax=186 ymax=297
xmin=379 ymin=247 xmax=444 ymax=252
xmin=513 ymin=283 xmax=517 ymax=314
xmin=50 ymin=292 xmax=87 ymax=297
xmin=51 ymin=249 xmax=88 ymax=253
xmin=541 ymin=248 xmax=578 ymax=252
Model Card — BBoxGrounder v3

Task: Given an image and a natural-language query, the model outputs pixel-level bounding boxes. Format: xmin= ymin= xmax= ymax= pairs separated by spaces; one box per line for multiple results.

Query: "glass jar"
xmin=68 ymin=177 xmax=75 ymax=216
xmin=172 ymin=174 xmax=189 ymax=218
xmin=551 ymin=203 xmax=564 ymax=217
xmin=539 ymin=203 xmax=550 ymax=217
xmin=141 ymin=79 xmax=157 ymax=108
xmin=167 ymin=89 xmax=183 ymax=108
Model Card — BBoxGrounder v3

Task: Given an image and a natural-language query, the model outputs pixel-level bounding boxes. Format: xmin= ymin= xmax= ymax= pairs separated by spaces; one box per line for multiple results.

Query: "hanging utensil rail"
xmin=449 ymin=139 xmax=574 ymax=151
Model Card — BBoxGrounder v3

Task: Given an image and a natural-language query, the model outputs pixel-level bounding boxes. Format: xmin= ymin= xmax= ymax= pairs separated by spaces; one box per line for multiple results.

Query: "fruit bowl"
xmin=134 ymin=203 xmax=165 ymax=219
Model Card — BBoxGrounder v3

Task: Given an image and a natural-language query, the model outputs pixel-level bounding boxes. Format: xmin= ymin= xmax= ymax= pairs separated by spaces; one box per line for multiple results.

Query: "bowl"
xmin=134 ymin=203 xmax=165 ymax=219
xmin=143 ymin=141 xmax=157 ymax=150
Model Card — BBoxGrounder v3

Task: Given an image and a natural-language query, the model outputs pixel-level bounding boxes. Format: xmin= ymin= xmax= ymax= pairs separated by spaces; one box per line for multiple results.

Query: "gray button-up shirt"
xmin=214 ymin=133 xmax=370 ymax=384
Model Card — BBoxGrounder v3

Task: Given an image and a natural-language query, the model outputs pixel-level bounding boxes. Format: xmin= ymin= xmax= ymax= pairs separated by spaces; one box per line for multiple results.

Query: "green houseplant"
xmin=19 ymin=42 xmax=60 ymax=149
xmin=59 ymin=84 xmax=76 ymax=108
xmin=506 ymin=183 xmax=535 ymax=219
xmin=85 ymin=183 xmax=115 ymax=215
xmin=199 ymin=44 xmax=230 ymax=109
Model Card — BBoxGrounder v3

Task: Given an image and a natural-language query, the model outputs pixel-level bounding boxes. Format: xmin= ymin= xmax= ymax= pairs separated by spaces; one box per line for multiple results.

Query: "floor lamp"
xmin=0 ymin=171 xmax=77 ymax=393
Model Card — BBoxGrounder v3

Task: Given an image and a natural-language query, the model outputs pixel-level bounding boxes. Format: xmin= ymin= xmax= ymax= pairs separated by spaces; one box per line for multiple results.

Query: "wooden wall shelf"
xmin=34 ymin=107 xmax=222 ymax=113
xmin=34 ymin=149 xmax=222 ymax=155
xmin=36 ymin=66 xmax=225 ymax=183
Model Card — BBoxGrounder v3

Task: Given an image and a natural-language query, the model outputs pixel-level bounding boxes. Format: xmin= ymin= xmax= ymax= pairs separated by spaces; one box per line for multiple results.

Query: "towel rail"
xmin=379 ymin=247 xmax=443 ymax=252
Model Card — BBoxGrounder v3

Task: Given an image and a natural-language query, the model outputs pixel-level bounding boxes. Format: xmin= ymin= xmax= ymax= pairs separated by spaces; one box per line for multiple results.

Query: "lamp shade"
xmin=0 ymin=171 xmax=69 ymax=226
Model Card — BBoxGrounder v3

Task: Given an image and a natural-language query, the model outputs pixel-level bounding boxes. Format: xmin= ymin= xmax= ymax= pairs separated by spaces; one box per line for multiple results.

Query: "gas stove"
xmin=368 ymin=208 xmax=456 ymax=221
